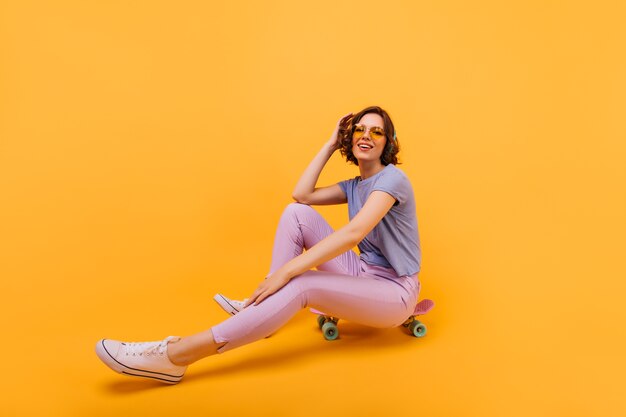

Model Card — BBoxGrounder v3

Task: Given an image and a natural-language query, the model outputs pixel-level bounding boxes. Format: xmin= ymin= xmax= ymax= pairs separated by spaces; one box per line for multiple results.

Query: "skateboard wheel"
xmin=409 ymin=320 xmax=427 ymax=338
xmin=321 ymin=321 xmax=339 ymax=341
xmin=317 ymin=315 xmax=326 ymax=330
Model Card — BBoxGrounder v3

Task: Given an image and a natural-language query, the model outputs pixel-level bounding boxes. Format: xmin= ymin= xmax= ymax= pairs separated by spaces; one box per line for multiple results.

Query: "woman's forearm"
xmin=292 ymin=143 xmax=335 ymax=200
xmin=280 ymin=227 xmax=359 ymax=280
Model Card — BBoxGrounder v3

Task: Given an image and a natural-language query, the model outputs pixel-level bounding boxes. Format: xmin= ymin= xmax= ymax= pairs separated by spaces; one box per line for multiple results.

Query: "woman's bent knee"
xmin=283 ymin=202 xmax=316 ymax=217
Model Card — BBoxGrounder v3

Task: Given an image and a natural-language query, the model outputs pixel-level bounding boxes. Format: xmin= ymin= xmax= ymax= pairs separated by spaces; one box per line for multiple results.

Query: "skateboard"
xmin=310 ymin=299 xmax=435 ymax=341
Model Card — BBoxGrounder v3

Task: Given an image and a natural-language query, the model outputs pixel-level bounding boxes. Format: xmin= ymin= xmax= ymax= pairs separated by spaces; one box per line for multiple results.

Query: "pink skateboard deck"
xmin=413 ymin=299 xmax=435 ymax=316
xmin=310 ymin=307 xmax=328 ymax=316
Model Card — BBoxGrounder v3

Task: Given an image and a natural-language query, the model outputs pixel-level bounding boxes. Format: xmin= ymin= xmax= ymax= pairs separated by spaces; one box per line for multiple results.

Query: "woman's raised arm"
xmin=292 ymin=113 xmax=353 ymax=205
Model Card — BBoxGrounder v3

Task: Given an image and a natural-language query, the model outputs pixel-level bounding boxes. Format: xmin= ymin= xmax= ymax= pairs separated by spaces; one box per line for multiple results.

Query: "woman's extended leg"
xmin=96 ymin=203 xmax=419 ymax=381
xmin=168 ymin=269 xmax=419 ymax=366
xmin=170 ymin=203 xmax=419 ymax=365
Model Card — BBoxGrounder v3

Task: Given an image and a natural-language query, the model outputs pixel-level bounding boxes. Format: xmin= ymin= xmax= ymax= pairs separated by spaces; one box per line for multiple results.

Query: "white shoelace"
xmin=124 ymin=336 xmax=179 ymax=356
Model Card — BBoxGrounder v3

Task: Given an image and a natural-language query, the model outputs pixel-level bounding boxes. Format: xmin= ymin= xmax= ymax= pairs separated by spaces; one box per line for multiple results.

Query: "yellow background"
xmin=1 ymin=0 xmax=625 ymax=416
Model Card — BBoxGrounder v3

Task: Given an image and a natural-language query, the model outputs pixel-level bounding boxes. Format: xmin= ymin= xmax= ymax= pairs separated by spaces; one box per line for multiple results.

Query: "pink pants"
xmin=211 ymin=203 xmax=421 ymax=353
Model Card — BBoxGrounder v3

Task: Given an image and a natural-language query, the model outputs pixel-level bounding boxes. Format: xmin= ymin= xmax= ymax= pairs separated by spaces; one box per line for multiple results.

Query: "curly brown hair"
xmin=338 ymin=105 xmax=400 ymax=166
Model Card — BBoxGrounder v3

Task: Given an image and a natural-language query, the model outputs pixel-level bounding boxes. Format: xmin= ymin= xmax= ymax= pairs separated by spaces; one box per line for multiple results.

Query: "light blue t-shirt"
xmin=338 ymin=164 xmax=421 ymax=276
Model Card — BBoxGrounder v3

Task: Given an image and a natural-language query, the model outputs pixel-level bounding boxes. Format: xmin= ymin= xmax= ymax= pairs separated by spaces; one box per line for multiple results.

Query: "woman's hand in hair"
xmin=325 ymin=112 xmax=353 ymax=152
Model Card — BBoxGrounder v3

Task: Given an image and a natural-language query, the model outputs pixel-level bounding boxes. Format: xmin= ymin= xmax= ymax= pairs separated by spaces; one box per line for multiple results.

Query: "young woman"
xmin=95 ymin=106 xmax=422 ymax=384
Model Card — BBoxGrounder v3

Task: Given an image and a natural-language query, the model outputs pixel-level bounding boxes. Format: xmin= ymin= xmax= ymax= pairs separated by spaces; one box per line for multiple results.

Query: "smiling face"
xmin=351 ymin=112 xmax=387 ymax=164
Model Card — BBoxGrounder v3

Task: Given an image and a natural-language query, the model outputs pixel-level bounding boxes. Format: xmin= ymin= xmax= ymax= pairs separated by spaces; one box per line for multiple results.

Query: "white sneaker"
xmin=213 ymin=293 xmax=247 ymax=315
xmin=95 ymin=336 xmax=187 ymax=384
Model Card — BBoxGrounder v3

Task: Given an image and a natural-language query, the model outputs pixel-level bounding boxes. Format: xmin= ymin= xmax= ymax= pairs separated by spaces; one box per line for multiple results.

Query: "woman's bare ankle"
xmin=167 ymin=330 xmax=224 ymax=366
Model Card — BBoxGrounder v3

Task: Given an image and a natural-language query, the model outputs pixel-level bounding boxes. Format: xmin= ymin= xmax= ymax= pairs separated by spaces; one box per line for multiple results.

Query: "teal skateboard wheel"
xmin=317 ymin=315 xmax=326 ymax=330
xmin=409 ymin=320 xmax=427 ymax=338
xmin=321 ymin=321 xmax=339 ymax=341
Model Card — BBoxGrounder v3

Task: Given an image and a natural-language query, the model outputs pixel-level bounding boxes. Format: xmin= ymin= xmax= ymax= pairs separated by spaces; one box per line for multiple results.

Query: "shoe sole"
xmin=95 ymin=340 xmax=184 ymax=384
xmin=213 ymin=294 xmax=242 ymax=315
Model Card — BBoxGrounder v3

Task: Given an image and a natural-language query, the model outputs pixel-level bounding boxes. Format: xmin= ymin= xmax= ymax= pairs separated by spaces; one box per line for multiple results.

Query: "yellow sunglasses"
xmin=352 ymin=124 xmax=386 ymax=141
